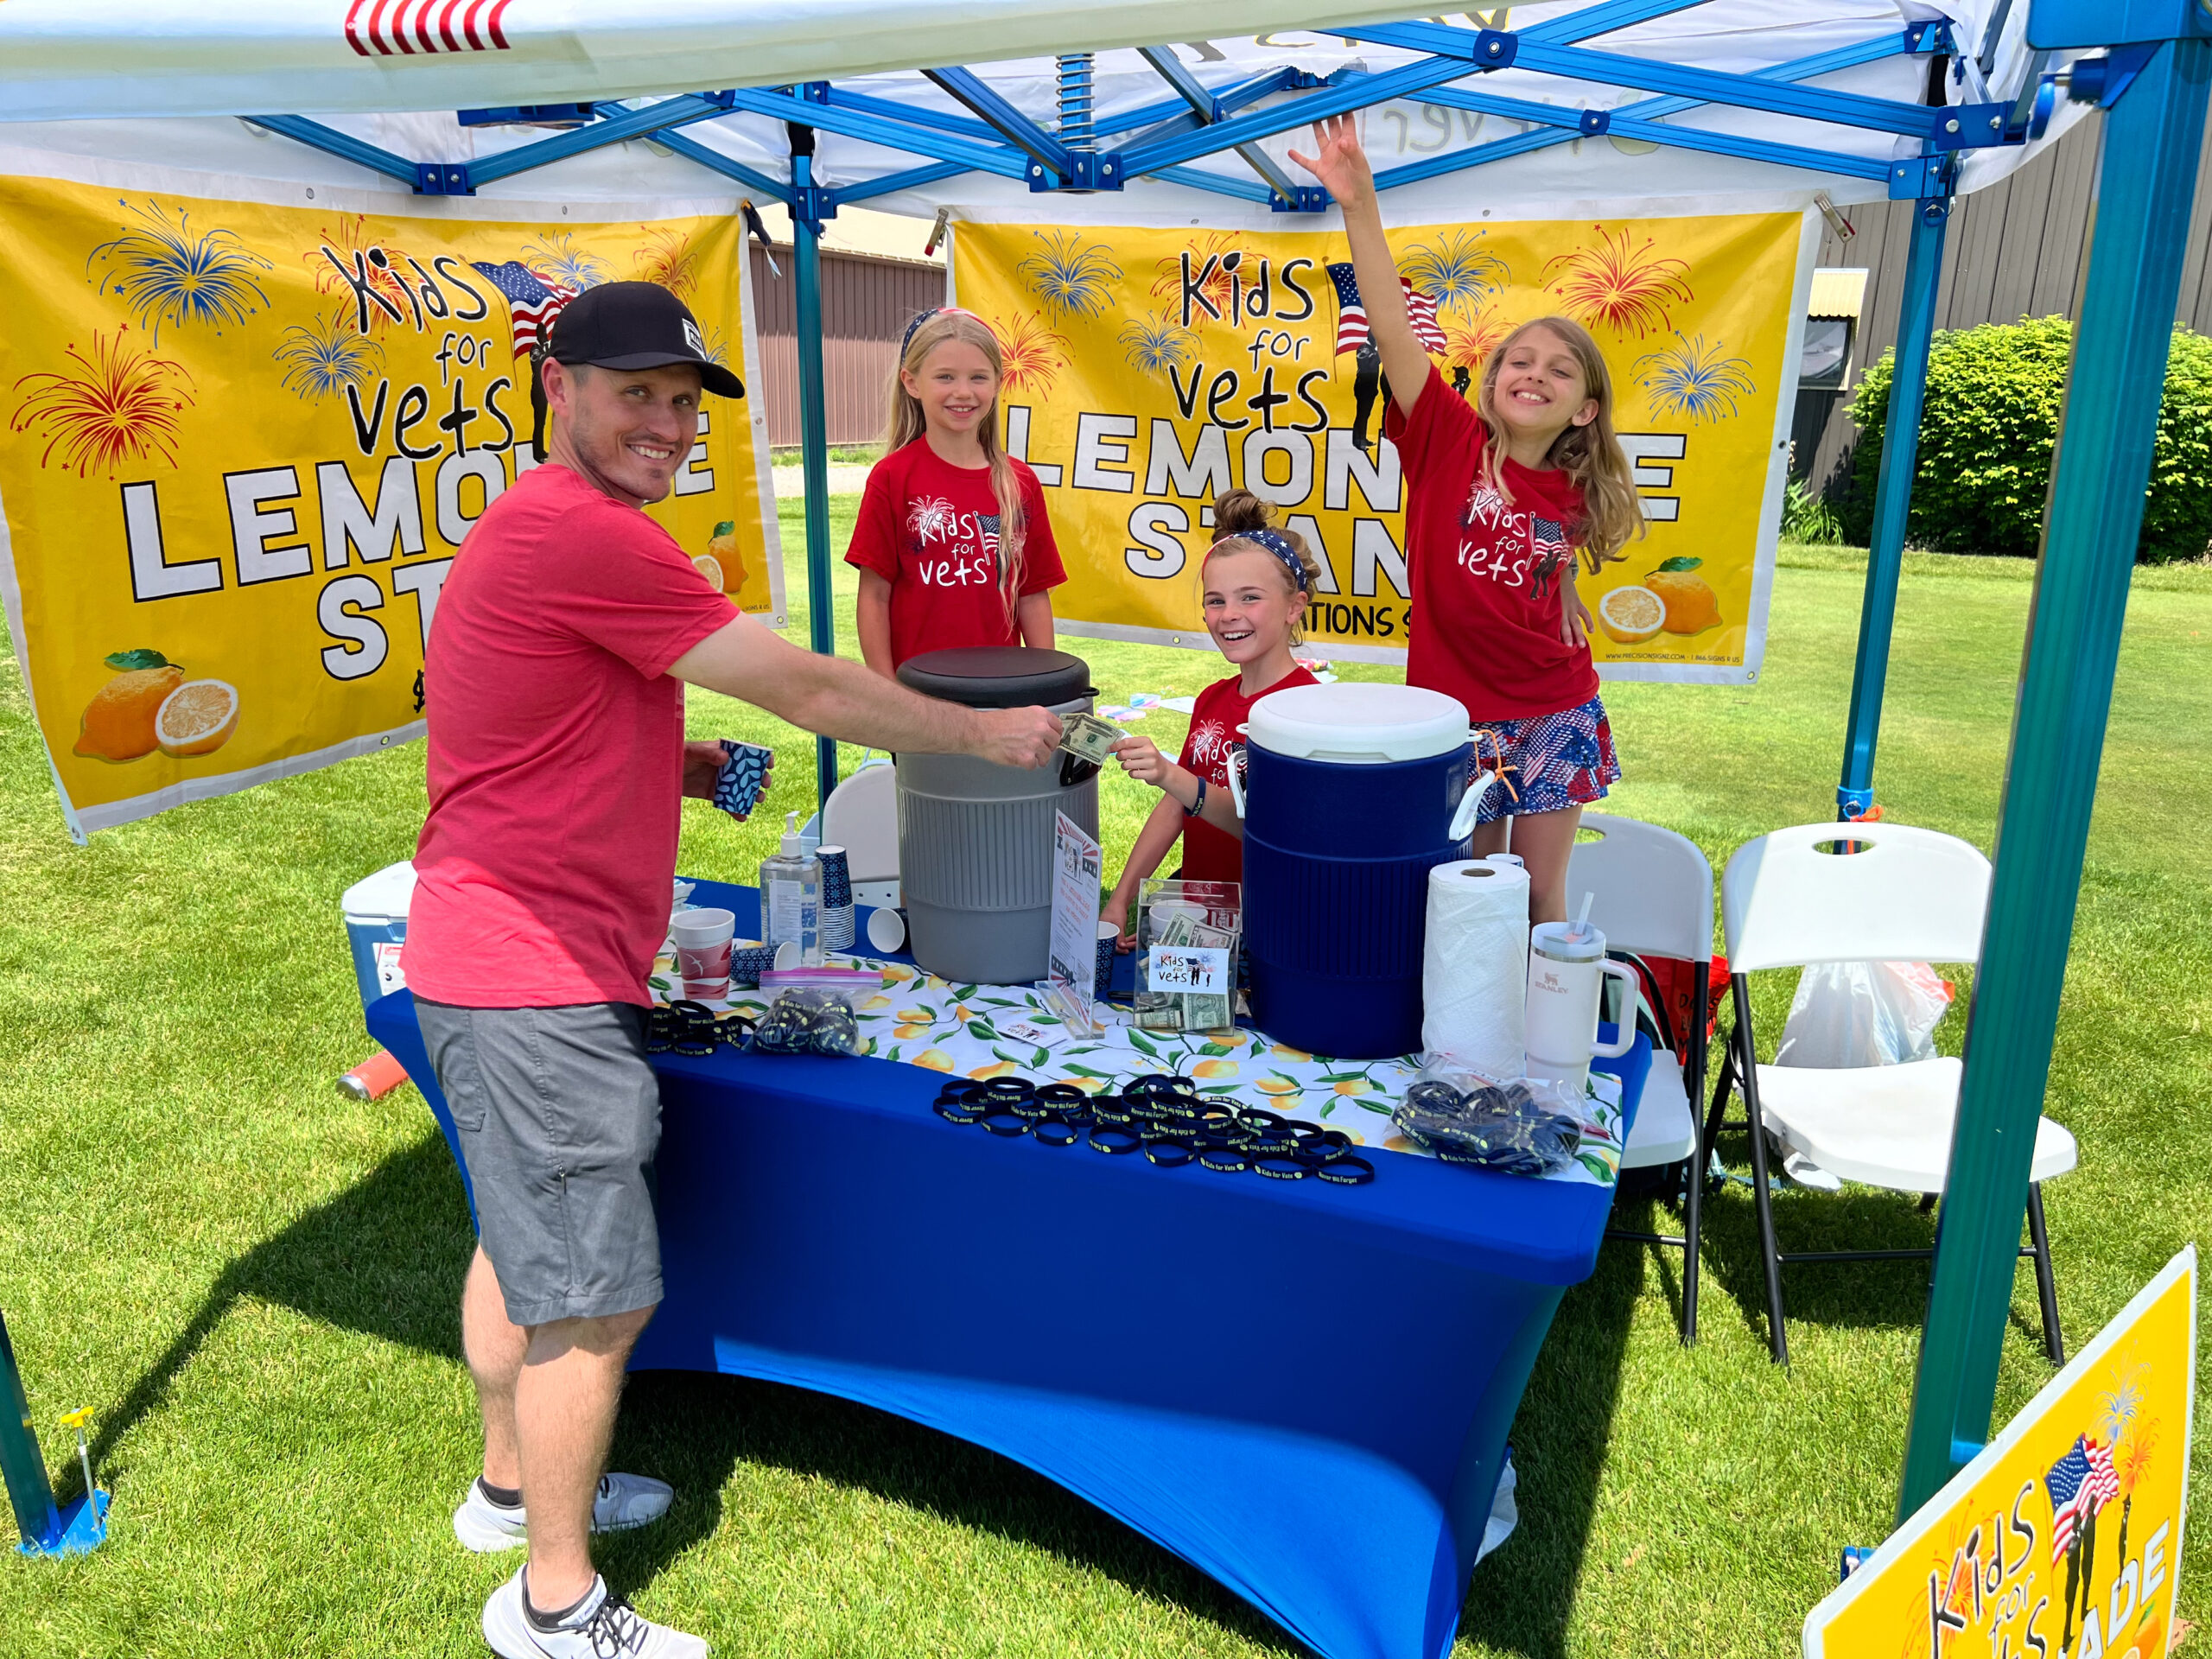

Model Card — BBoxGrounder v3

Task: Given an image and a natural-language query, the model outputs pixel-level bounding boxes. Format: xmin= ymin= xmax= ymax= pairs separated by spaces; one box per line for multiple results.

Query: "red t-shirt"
xmin=844 ymin=438 xmax=1065 ymax=668
xmin=1175 ymin=664 xmax=1318 ymax=884
xmin=404 ymin=463 xmax=736 ymax=1008
xmin=1383 ymin=364 xmax=1600 ymax=721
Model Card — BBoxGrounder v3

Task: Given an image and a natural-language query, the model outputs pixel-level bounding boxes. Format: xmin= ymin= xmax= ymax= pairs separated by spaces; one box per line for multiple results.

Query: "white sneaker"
xmin=454 ymin=1474 xmax=676 ymax=1553
xmin=481 ymin=1568 xmax=709 ymax=1659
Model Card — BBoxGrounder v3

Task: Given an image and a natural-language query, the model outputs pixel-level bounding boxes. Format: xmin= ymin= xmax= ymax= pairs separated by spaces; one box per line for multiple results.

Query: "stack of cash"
xmin=1137 ymin=906 xmax=1236 ymax=1034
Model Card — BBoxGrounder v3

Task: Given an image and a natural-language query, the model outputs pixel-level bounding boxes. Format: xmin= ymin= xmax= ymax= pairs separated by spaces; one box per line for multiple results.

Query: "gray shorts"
xmin=416 ymin=999 xmax=664 ymax=1326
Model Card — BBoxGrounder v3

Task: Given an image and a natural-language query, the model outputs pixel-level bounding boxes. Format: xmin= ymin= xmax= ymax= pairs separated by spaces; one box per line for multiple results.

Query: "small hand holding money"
xmin=1109 ymin=732 xmax=1178 ymax=790
xmin=1057 ymin=710 xmax=1126 ymax=766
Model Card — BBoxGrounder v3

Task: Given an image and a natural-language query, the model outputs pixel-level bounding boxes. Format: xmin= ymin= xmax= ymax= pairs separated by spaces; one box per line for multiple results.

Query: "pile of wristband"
xmin=1392 ymin=1076 xmax=1582 ymax=1178
xmin=646 ymin=1000 xmax=755 ymax=1057
xmin=931 ymin=1072 xmax=1374 ymax=1185
xmin=752 ymin=988 xmax=863 ymax=1057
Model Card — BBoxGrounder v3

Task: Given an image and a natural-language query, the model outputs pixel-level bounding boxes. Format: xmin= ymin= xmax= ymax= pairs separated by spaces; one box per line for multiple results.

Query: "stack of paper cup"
xmin=817 ymin=845 xmax=854 ymax=952
xmin=1419 ymin=855 xmax=1530 ymax=1077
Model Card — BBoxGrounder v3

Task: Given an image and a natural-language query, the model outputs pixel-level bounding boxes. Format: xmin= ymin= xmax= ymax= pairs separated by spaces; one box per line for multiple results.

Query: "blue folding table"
xmin=368 ymin=881 xmax=1639 ymax=1659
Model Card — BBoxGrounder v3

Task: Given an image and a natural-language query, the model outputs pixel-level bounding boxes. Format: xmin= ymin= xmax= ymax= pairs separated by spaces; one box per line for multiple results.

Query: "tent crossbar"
xmin=1148 ymin=162 xmax=1278 ymax=204
xmin=920 ymin=66 xmax=1073 ymax=176
xmin=1404 ymin=85 xmax=1894 ymax=184
xmin=1332 ymin=20 xmax=1980 ymax=143
xmin=828 ymin=160 xmax=967 ymax=208
xmin=1368 ymin=29 xmax=1918 ymax=192
xmin=617 ymin=120 xmax=791 ymax=204
xmin=1109 ymin=66 xmax=1326 ymax=149
xmin=721 ymin=86 xmax=1034 ymax=181
xmin=243 ymin=114 xmax=422 ymax=188
xmin=465 ymin=90 xmax=737 ymax=188
xmin=1137 ymin=46 xmax=1301 ymax=205
xmin=819 ymin=86 xmax=1003 ymax=146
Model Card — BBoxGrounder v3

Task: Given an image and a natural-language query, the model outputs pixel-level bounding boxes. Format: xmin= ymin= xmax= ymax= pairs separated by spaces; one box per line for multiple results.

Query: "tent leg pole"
xmin=791 ymin=145 xmax=838 ymax=817
xmin=0 ymin=1307 xmax=62 ymax=1554
xmin=1837 ymin=193 xmax=1948 ymax=823
xmin=1895 ymin=36 xmax=2212 ymax=1522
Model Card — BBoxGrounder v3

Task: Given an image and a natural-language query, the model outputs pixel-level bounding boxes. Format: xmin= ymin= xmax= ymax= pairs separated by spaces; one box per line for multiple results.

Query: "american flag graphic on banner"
xmin=346 ymin=0 xmax=517 ymax=57
xmin=2044 ymin=1436 xmax=2120 ymax=1563
xmin=470 ymin=261 xmax=577 ymax=357
xmin=1325 ymin=263 xmax=1449 ymax=356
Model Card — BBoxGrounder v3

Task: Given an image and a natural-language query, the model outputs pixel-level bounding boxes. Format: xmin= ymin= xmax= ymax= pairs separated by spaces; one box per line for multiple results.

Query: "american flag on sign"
xmin=1325 ymin=262 xmax=1449 ymax=356
xmin=346 ymin=0 xmax=516 ymax=57
xmin=2044 ymin=1436 xmax=2120 ymax=1563
xmin=471 ymin=261 xmax=577 ymax=357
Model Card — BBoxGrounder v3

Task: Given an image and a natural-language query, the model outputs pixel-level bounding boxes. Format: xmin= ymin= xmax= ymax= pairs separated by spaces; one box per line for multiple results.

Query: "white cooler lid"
xmin=1245 ymin=683 xmax=1470 ymax=764
xmin=341 ymin=859 xmax=417 ymax=923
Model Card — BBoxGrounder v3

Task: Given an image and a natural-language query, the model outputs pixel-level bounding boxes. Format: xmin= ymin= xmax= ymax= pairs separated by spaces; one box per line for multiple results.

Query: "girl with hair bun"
xmin=1102 ymin=489 xmax=1321 ymax=943
xmin=846 ymin=308 xmax=1066 ymax=673
xmin=1291 ymin=115 xmax=1643 ymax=923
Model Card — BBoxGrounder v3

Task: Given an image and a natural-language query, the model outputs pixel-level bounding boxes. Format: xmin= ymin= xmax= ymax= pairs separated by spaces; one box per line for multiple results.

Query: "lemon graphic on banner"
xmin=1646 ymin=557 xmax=1722 ymax=634
xmin=1597 ymin=586 xmax=1666 ymax=644
xmin=73 ymin=650 xmax=184 ymax=761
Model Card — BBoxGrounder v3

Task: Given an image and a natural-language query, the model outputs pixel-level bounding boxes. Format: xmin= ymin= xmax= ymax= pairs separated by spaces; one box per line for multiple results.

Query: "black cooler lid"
xmin=896 ymin=646 xmax=1091 ymax=709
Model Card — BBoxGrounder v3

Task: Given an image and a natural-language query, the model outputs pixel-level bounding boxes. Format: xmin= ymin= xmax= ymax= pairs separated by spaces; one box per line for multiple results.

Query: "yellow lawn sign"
xmin=1805 ymin=1247 xmax=2196 ymax=1659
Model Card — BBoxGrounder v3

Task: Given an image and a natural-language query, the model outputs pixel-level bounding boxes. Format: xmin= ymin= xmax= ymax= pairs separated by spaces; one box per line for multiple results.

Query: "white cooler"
xmin=342 ymin=861 xmax=416 ymax=1016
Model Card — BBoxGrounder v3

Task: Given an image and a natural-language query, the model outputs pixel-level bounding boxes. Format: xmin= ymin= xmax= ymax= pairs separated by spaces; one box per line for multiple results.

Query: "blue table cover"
xmin=368 ymin=882 xmax=1637 ymax=1659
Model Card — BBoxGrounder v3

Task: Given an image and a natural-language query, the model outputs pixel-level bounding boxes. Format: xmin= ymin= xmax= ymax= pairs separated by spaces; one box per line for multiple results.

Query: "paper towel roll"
xmin=1421 ymin=855 xmax=1531 ymax=1076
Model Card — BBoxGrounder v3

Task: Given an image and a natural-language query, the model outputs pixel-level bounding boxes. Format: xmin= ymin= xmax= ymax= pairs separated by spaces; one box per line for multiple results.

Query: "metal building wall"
xmin=747 ymin=244 xmax=945 ymax=448
xmin=1800 ymin=111 xmax=2212 ymax=498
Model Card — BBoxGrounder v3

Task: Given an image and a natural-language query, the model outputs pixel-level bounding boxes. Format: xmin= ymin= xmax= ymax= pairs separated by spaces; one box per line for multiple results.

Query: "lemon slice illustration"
xmin=1597 ymin=585 xmax=1665 ymax=644
xmin=692 ymin=553 xmax=725 ymax=591
xmin=154 ymin=678 xmax=239 ymax=758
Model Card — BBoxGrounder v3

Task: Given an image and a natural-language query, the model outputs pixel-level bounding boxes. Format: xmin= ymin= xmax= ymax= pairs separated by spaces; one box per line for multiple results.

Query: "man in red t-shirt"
xmin=404 ymin=283 xmax=1059 ymax=1659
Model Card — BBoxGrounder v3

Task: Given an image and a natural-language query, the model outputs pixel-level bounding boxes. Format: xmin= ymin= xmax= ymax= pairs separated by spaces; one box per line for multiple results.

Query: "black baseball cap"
xmin=548 ymin=280 xmax=743 ymax=398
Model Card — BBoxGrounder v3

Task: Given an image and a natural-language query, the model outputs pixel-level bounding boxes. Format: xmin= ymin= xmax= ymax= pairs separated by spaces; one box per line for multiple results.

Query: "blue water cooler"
xmin=1241 ymin=684 xmax=1473 ymax=1060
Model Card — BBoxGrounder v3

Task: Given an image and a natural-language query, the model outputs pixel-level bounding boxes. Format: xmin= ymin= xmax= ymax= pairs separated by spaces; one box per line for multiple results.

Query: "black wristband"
xmin=1198 ymin=1146 xmax=1252 ymax=1174
xmin=979 ymin=1110 xmax=1031 ymax=1137
xmin=1253 ymin=1154 xmax=1311 ymax=1180
xmin=1144 ymin=1139 xmax=1198 ymax=1167
xmin=1032 ymin=1116 xmax=1082 ymax=1147
xmin=1313 ymin=1154 xmax=1376 ymax=1186
xmin=1087 ymin=1125 xmax=1143 ymax=1155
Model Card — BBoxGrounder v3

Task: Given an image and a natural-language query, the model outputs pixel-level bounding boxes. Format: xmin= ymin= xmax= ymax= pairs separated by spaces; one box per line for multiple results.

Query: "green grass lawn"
xmin=1 ymin=507 xmax=2206 ymax=1658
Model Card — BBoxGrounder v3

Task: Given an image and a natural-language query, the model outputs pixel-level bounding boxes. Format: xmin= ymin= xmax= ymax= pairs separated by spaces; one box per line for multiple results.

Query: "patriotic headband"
xmin=1210 ymin=527 xmax=1309 ymax=594
xmin=901 ymin=306 xmax=983 ymax=355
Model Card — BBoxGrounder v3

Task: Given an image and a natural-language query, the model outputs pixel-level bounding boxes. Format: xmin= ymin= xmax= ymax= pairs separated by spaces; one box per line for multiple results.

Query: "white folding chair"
xmin=822 ymin=758 xmax=900 ymax=910
xmin=1711 ymin=822 xmax=2074 ymax=1365
xmin=1569 ymin=812 xmax=1714 ymax=1344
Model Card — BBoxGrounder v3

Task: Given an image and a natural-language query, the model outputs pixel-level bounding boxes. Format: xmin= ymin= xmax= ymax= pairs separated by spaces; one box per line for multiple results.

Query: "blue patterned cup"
xmin=817 ymin=846 xmax=851 ymax=909
xmin=729 ymin=944 xmax=779 ymax=988
xmin=1095 ymin=920 xmax=1122 ymax=1002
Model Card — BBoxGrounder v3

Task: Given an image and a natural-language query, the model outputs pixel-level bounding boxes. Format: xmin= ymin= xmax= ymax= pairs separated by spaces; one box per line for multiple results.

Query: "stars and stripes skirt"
xmin=1466 ymin=695 xmax=1621 ymax=823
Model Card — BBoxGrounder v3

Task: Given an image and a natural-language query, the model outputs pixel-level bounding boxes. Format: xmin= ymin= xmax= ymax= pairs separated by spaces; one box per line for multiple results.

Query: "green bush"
xmin=1778 ymin=477 xmax=1844 ymax=543
xmin=1840 ymin=316 xmax=2212 ymax=563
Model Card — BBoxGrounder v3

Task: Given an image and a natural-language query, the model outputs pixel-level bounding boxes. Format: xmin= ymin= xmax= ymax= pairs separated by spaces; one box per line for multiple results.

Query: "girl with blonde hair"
xmin=846 ymin=308 xmax=1065 ymax=673
xmin=1291 ymin=116 xmax=1643 ymax=924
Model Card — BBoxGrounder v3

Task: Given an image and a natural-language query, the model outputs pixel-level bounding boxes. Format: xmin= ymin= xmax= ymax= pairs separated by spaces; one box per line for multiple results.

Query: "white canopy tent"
xmin=0 ymin=0 xmax=2190 ymax=1544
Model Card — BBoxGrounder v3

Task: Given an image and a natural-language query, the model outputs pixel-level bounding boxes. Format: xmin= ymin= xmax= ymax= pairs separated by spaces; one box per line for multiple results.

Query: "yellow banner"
xmin=952 ymin=213 xmax=1805 ymax=679
xmin=1805 ymin=1248 xmax=2196 ymax=1659
xmin=0 ymin=176 xmax=780 ymax=839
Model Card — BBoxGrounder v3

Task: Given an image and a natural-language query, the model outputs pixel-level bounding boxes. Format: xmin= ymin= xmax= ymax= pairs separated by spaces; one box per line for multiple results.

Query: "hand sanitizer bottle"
xmin=760 ymin=810 xmax=823 ymax=967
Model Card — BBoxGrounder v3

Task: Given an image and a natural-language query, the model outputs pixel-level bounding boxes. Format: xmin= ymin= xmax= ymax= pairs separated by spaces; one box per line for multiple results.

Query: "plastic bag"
xmin=1775 ymin=961 xmax=1952 ymax=1068
xmin=1392 ymin=1058 xmax=1584 ymax=1178
xmin=751 ymin=988 xmax=862 ymax=1057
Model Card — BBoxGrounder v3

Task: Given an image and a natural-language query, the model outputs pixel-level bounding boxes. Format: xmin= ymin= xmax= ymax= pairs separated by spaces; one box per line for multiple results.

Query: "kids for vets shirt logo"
xmin=1457 ymin=481 xmax=1573 ymax=607
xmin=904 ymin=495 xmax=1003 ymax=591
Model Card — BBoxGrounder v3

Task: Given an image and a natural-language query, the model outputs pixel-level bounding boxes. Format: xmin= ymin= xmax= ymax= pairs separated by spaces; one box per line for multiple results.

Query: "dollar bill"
xmin=1150 ymin=911 xmax=1234 ymax=1033
xmin=1058 ymin=711 xmax=1125 ymax=765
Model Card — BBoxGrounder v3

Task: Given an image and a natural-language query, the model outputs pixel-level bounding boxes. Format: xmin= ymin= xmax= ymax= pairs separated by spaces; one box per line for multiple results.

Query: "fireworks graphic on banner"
xmin=11 ymin=327 xmax=198 ymax=477
xmin=632 ymin=226 xmax=699 ymax=297
xmin=272 ymin=308 xmax=386 ymax=400
xmin=993 ymin=311 xmax=1069 ymax=395
xmin=521 ymin=232 xmax=610 ymax=291
xmin=1117 ymin=309 xmax=1199 ymax=375
xmin=1017 ymin=230 xmax=1122 ymax=321
xmin=1541 ymin=226 xmax=1693 ymax=339
xmin=1151 ymin=232 xmax=1243 ymax=332
xmin=87 ymin=200 xmax=271 ymax=344
xmin=1630 ymin=332 xmax=1755 ymax=423
xmin=1443 ymin=308 xmax=1514 ymax=378
xmin=1400 ymin=230 xmax=1510 ymax=319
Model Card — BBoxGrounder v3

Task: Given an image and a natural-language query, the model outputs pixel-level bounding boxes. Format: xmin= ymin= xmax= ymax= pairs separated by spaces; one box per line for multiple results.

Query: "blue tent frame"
xmin=9 ymin=0 xmax=2187 ymax=1555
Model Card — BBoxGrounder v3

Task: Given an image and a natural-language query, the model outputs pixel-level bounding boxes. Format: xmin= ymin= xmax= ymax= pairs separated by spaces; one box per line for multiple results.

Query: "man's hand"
xmin=971 ymin=705 xmax=1062 ymax=770
xmin=682 ymin=740 xmax=730 ymax=802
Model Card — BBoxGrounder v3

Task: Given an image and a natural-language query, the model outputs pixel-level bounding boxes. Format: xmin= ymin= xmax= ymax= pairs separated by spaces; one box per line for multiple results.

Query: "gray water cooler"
xmin=893 ymin=647 xmax=1098 ymax=985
